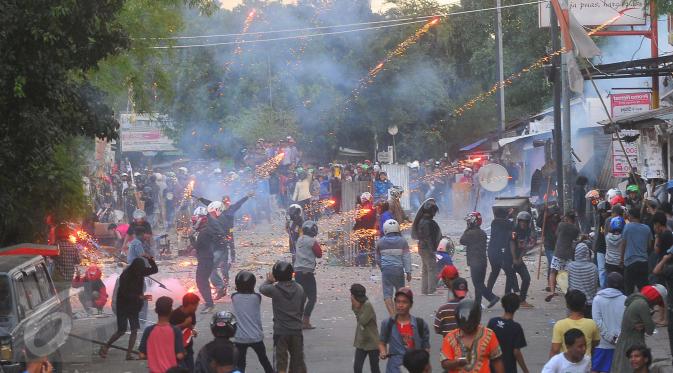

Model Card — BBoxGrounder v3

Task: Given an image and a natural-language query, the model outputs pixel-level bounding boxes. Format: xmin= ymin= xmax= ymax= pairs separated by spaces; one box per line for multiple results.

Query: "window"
xmin=35 ymin=264 xmax=55 ymax=299
xmin=14 ymin=277 xmax=30 ymax=317
xmin=0 ymin=276 xmax=12 ymax=317
xmin=20 ymin=272 xmax=42 ymax=310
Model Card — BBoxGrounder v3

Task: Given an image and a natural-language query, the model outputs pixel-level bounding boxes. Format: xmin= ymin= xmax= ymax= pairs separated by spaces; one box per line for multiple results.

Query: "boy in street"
xmin=550 ymin=290 xmax=600 ymax=358
xmin=139 ymin=296 xmax=185 ymax=373
xmin=547 ymin=212 xmax=580 ymax=302
xmin=487 ymin=293 xmax=530 ymax=373
xmin=620 ymin=208 xmax=652 ymax=295
xmin=169 ymin=293 xmax=200 ymax=371
xmin=591 ymin=272 xmax=625 ymax=373
xmin=434 ymin=277 xmax=468 ymax=336
xmin=259 ymin=261 xmax=306 ymax=373
xmin=350 ymin=283 xmax=380 ymax=373
xmin=378 ymin=288 xmax=430 ymax=373
xmin=542 ymin=329 xmax=591 ymax=373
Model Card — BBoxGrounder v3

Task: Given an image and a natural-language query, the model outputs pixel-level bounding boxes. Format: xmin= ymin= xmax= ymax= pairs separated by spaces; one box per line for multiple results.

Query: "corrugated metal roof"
xmin=598 ymin=106 xmax=673 ymax=129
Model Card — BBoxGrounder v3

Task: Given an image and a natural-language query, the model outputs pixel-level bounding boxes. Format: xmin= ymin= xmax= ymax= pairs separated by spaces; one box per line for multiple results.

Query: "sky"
xmin=217 ymin=0 xmax=460 ymax=13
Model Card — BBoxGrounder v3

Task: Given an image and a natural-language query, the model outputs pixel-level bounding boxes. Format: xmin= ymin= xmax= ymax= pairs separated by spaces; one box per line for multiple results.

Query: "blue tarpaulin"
xmin=459 ymin=138 xmax=488 ymax=152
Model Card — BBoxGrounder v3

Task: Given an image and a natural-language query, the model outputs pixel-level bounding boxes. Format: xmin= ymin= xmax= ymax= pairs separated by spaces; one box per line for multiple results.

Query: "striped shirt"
xmin=434 ymin=299 xmax=461 ymax=336
xmin=567 ymin=243 xmax=598 ymax=304
xmin=54 ymin=241 xmax=80 ymax=281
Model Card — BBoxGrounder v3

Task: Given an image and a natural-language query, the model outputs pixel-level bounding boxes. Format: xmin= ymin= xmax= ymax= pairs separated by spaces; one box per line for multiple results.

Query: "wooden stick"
xmin=536 ymin=176 xmax=553 ymax=280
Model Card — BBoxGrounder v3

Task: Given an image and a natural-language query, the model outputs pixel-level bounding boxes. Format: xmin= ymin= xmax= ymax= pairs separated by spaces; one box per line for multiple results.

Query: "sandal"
xmin=98 ymin=346 xmax=108 ymax=359
xmin=544 ymin=293 xmax=556 ymax=302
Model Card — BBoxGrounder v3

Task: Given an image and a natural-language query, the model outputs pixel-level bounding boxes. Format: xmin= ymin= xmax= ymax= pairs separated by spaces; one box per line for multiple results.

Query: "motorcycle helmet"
xmin=383 ymin=219 xmax=401 ymax=235
xmin=626 ymin=184 xmax=640 ymax=194
xmin=610 ymin=195 xmax=626 ymax=207
xmin=516 ymin=211 xmax=532 ymax=222
xmin=610 ymin=216 xmax=625 ymax=233
xmin=207 ymin=201 xmax=225 ymax=217
xmin=456 ymin=299 xmax=481 ymax=334
xmin=360 ymin=192 xmax=373 ymax=203
xmin=235 ymin=271 xmax=256 ymax=293
xmin=389 ymin=186 xmax=403 ymax=199
xmin=86 ymin=265 xmax=102 ymax=281
xmin=420 ymin=198 xmax=438 ymax=217
xmin=288 ymin=204 xmax=303 ymax=219
xmin=465 ymin=212 xmax=482 ymax=228
xmin=210 ymin=311 xmax=237 ymax=338
xmin=132 ymin=209 xmax=146 ymax=221
xmin=597 ymin=201 xmax=611 ymax=213
xmin=272 ymin=261 xmax=294 ymax=282
xmin=301 ymin=220 xmax=318 ymax=237
xmin=193 ymin=206 xmax=207 ymax=216
xmin=606 ymin=188 xmax=622 ymax=201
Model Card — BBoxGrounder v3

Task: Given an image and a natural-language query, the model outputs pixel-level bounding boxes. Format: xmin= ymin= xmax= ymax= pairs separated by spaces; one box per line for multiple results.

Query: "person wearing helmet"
xmin=508 ymin=211 xmax=535 ymax=308
xmin=374 ymin=172 xmax=393 ymax=203
xmin=486 ymin=208 xmax=514 ymax=297
xmin=611 ymin=284 xmax=666 ymax=373
xmin=121 ymin=209 xmax=153 ymax=252
xmin=260 ymin=261 xmax=307 ymax=373
xmin=411 ymin=198 xmax=442 ymax=295
xmin=376 ymin=219 xmax=412 ymax=316
xmin=195 ymin=215 xmax=218 ymax=314
xmin=605 ymin=215 xmax=626 ymax=275
xmin=440 ymin=299 xmax=504 ymax=372
xmin=460 ymin=212 xmax=500 ymax=308
xmin=354 ymin=192 xmax=377 ymax=267
xmin=388 ymin=186 xmax=409 ymax=224
xmin=294 ymin=221 xmax=323 ymax=329
xmin=231 ymin=271 xmax=273 ymax=373
xmin=72 ymin=265 xmax=108 ymax=315
xmin=194 ymin=311 xmax=239 ymax=373
xmin=286 ymin=204 xmax=304 ymax=264
xmin=378 ymin=288 xmax=430 ymax=373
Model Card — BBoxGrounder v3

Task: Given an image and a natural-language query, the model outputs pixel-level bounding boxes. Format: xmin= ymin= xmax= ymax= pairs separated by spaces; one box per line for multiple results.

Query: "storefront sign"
xmin=612 ymin=130 xmax=638 ymax=178
xmin=119 ymin=113 xmax=177 ymax=153
xmin=610 ymin=92 xmax=651 ymax=119
xmin=539 ymin=0 xmax=645 ymax=27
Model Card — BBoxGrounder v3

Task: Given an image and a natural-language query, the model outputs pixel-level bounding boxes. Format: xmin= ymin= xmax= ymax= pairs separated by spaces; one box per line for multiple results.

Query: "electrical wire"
xmin=146 ymin=0 xmax=547 ymax=44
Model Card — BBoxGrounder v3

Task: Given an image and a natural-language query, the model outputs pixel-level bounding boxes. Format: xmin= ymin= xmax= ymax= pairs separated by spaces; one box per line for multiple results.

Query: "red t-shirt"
xmin=139 ymin=324 xmax=184 ymax=373
xmin=397 ymin=322 xmax=415 ymax=349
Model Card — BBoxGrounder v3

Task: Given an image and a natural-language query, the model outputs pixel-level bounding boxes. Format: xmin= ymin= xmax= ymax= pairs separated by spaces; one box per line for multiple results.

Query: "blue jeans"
xmin=381 ymin=266 xmax=405 ymax=299
xmin=210 ymin=249 xmax=230 ymax=290
xmin=597 ymin=252 xmax=607 ymax=289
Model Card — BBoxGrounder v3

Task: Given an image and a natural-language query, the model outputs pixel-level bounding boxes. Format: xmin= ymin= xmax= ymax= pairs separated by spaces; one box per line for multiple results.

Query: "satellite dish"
xmin=477 ymin=163 xmax=510 ymax=192
xmin=388 ymin=125 xmax=399 ymax=136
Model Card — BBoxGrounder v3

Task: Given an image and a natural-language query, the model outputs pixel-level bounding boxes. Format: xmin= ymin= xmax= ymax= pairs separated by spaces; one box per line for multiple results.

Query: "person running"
xmin=434 ymin=277 xmax=468 ymax=337
xmin=100 ymin=256 xmax=158 ymax=360
xmin=591 ymin=272 xmax=626 ymax=373
xmin=537 ymin=204 xmax=561 ymax=282
xmin=350 ymin=283 xmax=380 ymax=373
xmin=605 ymin=216 xmax=625 ymax=275
xmin=508 ymin=211 xmax=535 ymax=308
xmin=411 ymin=198 xmax=442 ymax=295
xmin=486 ymin=209 xmax=514 ymax=296
xmin=547 ymin=211 xmax=580 ymax=302
xmin=194 ymin=311 xmax=238 ymax=373
xmin=260 ymin=261 xmax=306 ymax=373
xmin=487 ymin=293 xmax=530 ymax=373
xmin=567 ymin=240 xmax=598 ymax=318
xmin=169 ymin=293 xmax=201 ymax=371
xmin=542 ymin=329 xmax=591 ymax=373
xmin=440 ymin=299 xmax=505 ymax=372
xmin=378 ymin=288 xmax=430 ymax=373
xmin=294 ymin=220 xmax=322 ymax=329
xmin=286 ymin=204 xmax=304 ymax=264
xmin=627 ymin=344 xmax=653 ymax=373
xmin=620 ymin=208 xmax=652 ymax=295
xmin=139 ymin=296 xmax=185 ymax=373
xmin=460 ymin=212 xmax=499 ymax=308
xmin=231 ymin=271 xmax=273 ymax=373
xmin=376 ymin=219 xmax=412 ymax=316
xmin=195 ymin=208 xmax=218 ymax=314
xmin=549 ymin=290 xmax=600 ymax=358
xmin=612 ymin=284 xmax=666 ymax=372
xmin=402 ymin=350 xmax=431 ymax=373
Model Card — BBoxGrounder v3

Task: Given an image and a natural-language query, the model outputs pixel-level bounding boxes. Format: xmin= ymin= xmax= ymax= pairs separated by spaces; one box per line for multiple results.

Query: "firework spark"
xmin=255 ymin=153 xmax=285 ymax=178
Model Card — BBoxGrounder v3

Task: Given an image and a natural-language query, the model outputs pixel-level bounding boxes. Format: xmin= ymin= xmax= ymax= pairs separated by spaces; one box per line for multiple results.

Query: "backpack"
xmin=382 ymin=315 xmax=427 ymax=344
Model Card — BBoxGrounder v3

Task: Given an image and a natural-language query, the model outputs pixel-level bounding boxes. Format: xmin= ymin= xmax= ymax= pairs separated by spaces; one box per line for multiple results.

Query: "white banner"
xmin=119 ymin=113 xmax=177 ymax=153
xmin=539 ymin=0 xmax=645 ymax=27
xmin=638 ymin=128 xmax=664 ymax=179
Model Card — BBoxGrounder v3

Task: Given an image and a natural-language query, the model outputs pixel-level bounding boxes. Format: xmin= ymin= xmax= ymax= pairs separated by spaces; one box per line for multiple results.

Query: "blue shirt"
xmin=127 ymin=238 xmax=153 ymax=266
xmin=379 ymin=316 xmax=430 ymax=373
xmin=622 ymin=222 xmax=652 ymax=266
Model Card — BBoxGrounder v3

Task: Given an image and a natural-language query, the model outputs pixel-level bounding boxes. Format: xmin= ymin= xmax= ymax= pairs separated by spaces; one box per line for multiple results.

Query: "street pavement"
xmin=61 ymin=214 xmax=672 ymax=372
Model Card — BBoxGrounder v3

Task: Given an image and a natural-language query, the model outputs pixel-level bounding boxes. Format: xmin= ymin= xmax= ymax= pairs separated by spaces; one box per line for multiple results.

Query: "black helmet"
xmin=272 ymin=261 xmax=294 ymax=282
xmin=421 ymin=198 xmax=438 ymax=217
xmin=597 ymin=200 xmax=611 ymax=213
xmin=455 ymin=299 xmax=481 ymax=334
xmin=235 ymin=271 xmax=256 ymax=293
xmin=302 ymin=220 xmax=318 ymax=237
xmin=288 ymin=204 xmax=303 ymax=219
xmin=210 ymin=311 xmax=237 ymax=338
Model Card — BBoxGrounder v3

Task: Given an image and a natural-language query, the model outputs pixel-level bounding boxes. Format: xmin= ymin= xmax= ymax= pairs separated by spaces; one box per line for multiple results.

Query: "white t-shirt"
xmin=541 ymin=353 xmax=591 ymax=373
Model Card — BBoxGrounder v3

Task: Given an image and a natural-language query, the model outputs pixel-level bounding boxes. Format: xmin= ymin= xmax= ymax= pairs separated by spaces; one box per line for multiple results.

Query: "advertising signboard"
xmin=119 ymin=113 xmax=177 ymax=153
xmin=610 ymin=93 xmax=651 ymax=119
xmin=539 ymin=0 xmax=645 ymax=27
xmin=610 ymin=93 xmax=650 ymax=178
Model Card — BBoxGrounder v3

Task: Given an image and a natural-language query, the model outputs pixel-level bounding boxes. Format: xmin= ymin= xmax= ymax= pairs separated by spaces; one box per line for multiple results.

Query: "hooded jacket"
xmin=460 ymin=227 xmax=488 ymax=267
xmin=116 ymin=257 xmax=158 ymax=315
xmin=567 ymin=242 xmax=598 ymax=304
xmin=605 ymin=232 xmax=624 ymax=266
xmin=487 ymin=218 xmax=513 ymax=258
xmin=259 ymin=280 xmax=305 ymax=335
xmin=375 ymin=233 xmax=412 ymax=273
xmin=612 ymin=293 xmax=656 ymax=372
xmin=591 ymin=287 xmax=626 ymax=349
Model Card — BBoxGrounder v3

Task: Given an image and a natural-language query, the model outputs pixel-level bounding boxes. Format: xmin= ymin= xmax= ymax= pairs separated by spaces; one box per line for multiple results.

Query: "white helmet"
xmin=193 ymin=206 xmax=208 ymax=216
xmin=178 ymin=167 xmax=188 ymax=174
xmin=207 ymin=201 xmax=225 ymax=217
xmin=606 ymin=188 xmax=622 ymax=201
xmin=132 ymin=209 xmax=146 ymax=220
xmin=383 ymin=219 xmax=400 ymax=235
xmin=360 ymin=192 xmax=372 ymax=202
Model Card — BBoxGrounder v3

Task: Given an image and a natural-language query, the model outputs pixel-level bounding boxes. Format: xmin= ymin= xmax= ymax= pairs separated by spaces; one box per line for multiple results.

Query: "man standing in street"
xmin=379 ymin=288 xmax=430 ymax=373
xmin=620 ymin=209 xmax=652 ymax=295
xmin=547 ymin=212 xmax=580 ymax=302
xmin=460 ymin=212 xmax=499 ymax=308
xmin=376 ymin=219 xmax=412 ymax=316
xmin=53 ymin=223 xmax=80 ymax=316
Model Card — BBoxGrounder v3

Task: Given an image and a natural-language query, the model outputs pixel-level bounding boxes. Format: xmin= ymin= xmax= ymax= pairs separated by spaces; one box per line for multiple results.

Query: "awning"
xmin=498 ymin=131 xmax=552 ymax=148
xmin=459 ymin=138 xmax=488 ymax=152
xmin=0 ymin=244 xmax=59 ymax=257
xmin=337 ymin=147 xmax=368 ymax=157
xmin=598 ymin=106 xmax=673 ymax=132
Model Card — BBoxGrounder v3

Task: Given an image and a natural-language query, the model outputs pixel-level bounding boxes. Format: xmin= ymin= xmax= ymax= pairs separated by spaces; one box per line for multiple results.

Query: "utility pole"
xmin=559 ymin=0 xmax=573 ymax=213
xmin=550 ymin=2 xmax=564 ymax=212
xmin=496 ymin=0 xmax=506 ymax=133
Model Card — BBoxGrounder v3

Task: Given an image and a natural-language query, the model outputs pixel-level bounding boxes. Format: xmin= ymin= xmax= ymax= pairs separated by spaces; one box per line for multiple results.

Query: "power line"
xmin=148 ymin=0 xmax=547 ymax=46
